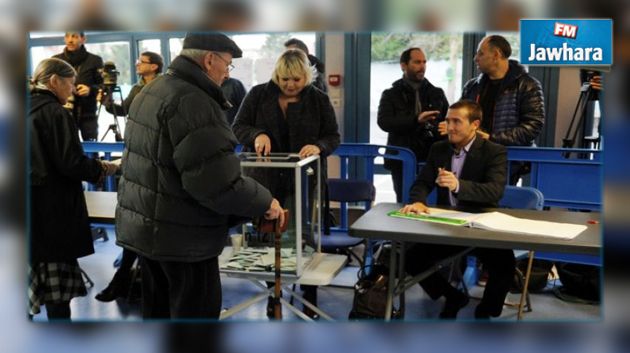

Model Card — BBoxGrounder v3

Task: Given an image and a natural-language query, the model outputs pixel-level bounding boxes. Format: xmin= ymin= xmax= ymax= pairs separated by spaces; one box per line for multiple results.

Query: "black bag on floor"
xmin=510 ymin=259 xmax=553 ymax=293
xmin=348 ymin=264 xmax=400 ymax=319
xmin=555 ymin=263 xmax=600 ymax=303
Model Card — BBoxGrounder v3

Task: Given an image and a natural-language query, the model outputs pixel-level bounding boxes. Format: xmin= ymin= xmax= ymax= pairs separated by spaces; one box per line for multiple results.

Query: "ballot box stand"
xmin=221 ymin=153 xmax=321 ymax=279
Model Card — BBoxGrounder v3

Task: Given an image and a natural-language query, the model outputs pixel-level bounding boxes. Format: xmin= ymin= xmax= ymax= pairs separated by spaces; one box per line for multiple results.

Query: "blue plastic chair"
xmin=498 ymin=186 xmax=545 ymax=319
xmin=328 ymin=144 xmax=416 ymax=274
xmin=320 ymin=178 xmax=376 ymax=265
xmin=499 ymin=186 xmax=545 ymax=211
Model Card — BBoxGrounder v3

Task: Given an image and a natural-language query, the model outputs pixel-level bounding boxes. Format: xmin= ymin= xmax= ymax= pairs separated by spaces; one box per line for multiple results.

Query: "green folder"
xmin=387 ymin=210 xmax=469 ymax=226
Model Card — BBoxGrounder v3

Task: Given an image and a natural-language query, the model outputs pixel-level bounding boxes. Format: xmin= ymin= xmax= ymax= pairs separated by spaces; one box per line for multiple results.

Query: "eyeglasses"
xmin=136 ymin=59 xmax=151 ymax=65
xmin=212 ymin=52 xmax=235 ymax=72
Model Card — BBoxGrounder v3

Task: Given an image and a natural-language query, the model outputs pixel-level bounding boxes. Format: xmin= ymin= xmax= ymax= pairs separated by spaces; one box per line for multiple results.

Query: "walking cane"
xmin=273 ymin=217 xmax=282 ymax=320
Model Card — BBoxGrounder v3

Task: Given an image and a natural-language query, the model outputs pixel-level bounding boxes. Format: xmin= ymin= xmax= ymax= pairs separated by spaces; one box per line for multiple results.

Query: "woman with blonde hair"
xmin=233 ymin=49 xmax=340 ymax=319
xmin=28 ymin=58 xmax=118 ymax=320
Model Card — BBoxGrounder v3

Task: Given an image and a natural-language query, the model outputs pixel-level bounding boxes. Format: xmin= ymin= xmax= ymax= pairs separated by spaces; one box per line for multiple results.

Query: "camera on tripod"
xmin=97 ymin=61 xmax=124 ymax=142
xmin=100 ymin=61 xmax=120 ymax=88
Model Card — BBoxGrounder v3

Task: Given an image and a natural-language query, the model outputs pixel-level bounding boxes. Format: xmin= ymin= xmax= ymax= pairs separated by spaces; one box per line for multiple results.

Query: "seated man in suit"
xmin=400 ymin=99 xmax=515 ymax=319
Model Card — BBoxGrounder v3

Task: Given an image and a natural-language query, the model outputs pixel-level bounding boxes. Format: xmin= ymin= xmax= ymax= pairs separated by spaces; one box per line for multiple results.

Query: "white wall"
xmin=324 ymin=33 xmax=345 ymax=179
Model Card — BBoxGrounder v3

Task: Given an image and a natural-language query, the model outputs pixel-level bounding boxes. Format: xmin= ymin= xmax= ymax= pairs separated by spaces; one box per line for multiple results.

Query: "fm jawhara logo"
xmin=521 ymin=19 xmax=612 ymax=66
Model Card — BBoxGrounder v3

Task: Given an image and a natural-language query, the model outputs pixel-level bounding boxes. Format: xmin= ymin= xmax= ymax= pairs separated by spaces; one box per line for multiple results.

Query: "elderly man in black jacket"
xmin=401 ymin=100 xmax=513 ymax=320
xmin=115 ymin=33 xmax=284 ymax=320
xmin=378 ymin=47 xmax=449 ymax=202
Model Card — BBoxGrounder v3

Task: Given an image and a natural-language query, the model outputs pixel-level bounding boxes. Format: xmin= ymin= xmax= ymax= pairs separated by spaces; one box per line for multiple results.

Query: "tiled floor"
xmin=30 ymin=226 xmax=600 ymax=322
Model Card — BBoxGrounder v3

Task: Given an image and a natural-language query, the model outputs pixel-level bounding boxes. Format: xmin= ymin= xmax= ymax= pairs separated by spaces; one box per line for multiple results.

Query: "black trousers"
xmin=405 ymin=243 xmax=515 ymax=316
xmin=140 ymin=256 xmax=222 ymax=320
xmin=77 ymin=114 xmax=99 ymax=141
xmin=390 ymin=164 xmax=405 ymax=203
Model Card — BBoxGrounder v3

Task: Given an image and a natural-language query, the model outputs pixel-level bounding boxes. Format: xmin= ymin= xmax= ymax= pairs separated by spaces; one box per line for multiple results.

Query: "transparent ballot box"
xmin=220 ymin=153 xmax=322 ymax=278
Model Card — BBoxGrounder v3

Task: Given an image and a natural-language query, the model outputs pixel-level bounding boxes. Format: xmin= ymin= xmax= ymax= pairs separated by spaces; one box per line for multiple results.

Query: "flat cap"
xmin=182 ymin=32 xmax=242 ymax=58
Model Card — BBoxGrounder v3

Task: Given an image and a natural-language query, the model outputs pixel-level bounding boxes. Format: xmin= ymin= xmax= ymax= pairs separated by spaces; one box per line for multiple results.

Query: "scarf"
xmin=62 ymin=45 xmax=89 ymax=67
xmin=402 ymin=76 xmax=426 ymax=115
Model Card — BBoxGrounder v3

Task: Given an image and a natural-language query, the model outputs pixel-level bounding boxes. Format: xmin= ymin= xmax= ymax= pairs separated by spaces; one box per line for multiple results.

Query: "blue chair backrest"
xmin=327 ymin=179 xmax=375 ymax=203
xmin=332 ymin=143 xmax=416 ymax=203
xmin=499 ymin=186 xmax=544 ymax=211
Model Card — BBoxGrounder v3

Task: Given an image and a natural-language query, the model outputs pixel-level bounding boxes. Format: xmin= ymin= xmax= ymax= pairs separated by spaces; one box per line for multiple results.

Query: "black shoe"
xmin=474 ymin=305 xmax=491 ymax=320
xmin=302 ymin=307 xmax=320 ymax=320
xmin=474 ymin=304 xmax=501 ymax=320
xmin=95 ymin=281 xmax=128 ymax=302
xmin=439 ymin=292 xmax=469 ymax=319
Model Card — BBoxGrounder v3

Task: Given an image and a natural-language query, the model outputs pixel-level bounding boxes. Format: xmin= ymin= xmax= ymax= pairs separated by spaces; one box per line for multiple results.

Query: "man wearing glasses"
xmin=115 ymin=33 xmax=284 ymax=319
xmin=99 ymin=51 xmax=164 ymax=118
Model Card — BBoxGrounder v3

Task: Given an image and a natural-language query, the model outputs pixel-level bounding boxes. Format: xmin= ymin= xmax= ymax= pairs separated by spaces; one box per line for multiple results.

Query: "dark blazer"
xmin=410 ymin=136 xmax=507 ymax=208
xmin=29 ymin=89 xmax=103 ymax=262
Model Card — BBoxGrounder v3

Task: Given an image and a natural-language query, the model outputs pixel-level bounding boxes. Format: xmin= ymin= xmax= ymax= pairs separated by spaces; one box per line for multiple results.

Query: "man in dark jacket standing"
xmin=453 ymin=35 xmax=544 ymax=183
xmin=115 ymin=33 xmax=284 ymax=320
xmin=378 ymin=47 xmax=449 ymax=202
xmin=53 ymin=32 xmax=103 ymax=141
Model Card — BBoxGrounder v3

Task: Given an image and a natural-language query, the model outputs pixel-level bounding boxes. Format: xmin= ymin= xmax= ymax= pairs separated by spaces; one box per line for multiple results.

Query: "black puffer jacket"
xmin=462 ymin=60 xmax=544 ymax=146
xmin=377 ymin=78 xmax=449 ymax=166
xmin=115 ymin=56 xmax=273 ymax=262
xmin=29 ymin=89 xmax=103 ymax=262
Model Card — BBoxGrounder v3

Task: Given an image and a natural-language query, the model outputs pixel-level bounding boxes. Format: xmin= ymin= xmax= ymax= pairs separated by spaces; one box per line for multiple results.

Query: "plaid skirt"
xmin=28 ymin=260 xmax=88 ymax=315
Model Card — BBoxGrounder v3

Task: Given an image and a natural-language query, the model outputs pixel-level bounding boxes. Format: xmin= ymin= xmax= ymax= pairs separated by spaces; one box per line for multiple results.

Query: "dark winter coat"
xmin=377 ymin=78 xmax=449 ymax=166
xmin=29 ymin=89 xmax=103 ymax=262
xmin=461 ymin=60 xmax=544 ymax=146
xmin=115 ymin=56 xmax=273 ymax=262
xmin=53 ymin=46 xmax=103 ymax=119
xmin=231 ymin=80 xmax=340 ymax=200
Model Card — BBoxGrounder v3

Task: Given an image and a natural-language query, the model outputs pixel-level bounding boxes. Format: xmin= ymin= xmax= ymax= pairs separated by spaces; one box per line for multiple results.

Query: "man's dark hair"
xmin=65 ymin=31 xmax=85 ymax=37
xmin=449 ymin=99 xmax=483 ymax=123
xmin=399 ymin=47 xmax=422 ymax=64
xmin=141 ymin=51 xmax=164 ymax=74
xmin=284 ymin=38 xmax=309 ymax=55
xmin=486 ymin=35 xmax=512 ymax=59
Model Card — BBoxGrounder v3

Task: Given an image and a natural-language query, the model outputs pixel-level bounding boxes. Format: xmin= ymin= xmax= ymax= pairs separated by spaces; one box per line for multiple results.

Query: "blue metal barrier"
xmin=332 ymin=143 xmax=416 ymax=203
xmin=82 ymin=142 xmax=125 ymax=191
xmin=417 ymin=146 xmax=602 ymax=210
xmin=506 ymin=147 xmax=602 ymax=210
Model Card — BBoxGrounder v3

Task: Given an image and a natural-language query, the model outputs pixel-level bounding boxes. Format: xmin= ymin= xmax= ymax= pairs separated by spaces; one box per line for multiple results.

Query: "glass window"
xmin=230 ymin=33 xmax=316 ymax=90
xmin=29 ymin=40 xmax=132 ymax=142
xmin=168 ymin=33 xmax=317 ymax=91
xmin=169 ymin=37 xmax=184 ymax=61
xmin=29 ymin=32 xmax=64 ymax=38
xmin=29 ymin=45 xmax=66 ymax=73
xmin=138 ymin=39 xmax=161 ymax=56
xmin=370 ymin=32 xmax=464 ymax=146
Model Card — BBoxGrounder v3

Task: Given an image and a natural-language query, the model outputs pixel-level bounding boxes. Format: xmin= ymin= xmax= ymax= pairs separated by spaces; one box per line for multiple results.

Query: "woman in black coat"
xmin=28 ymin=58 xmax=118 ymax=320
xmin=232 ymin=49 xmax=340 ymax=318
